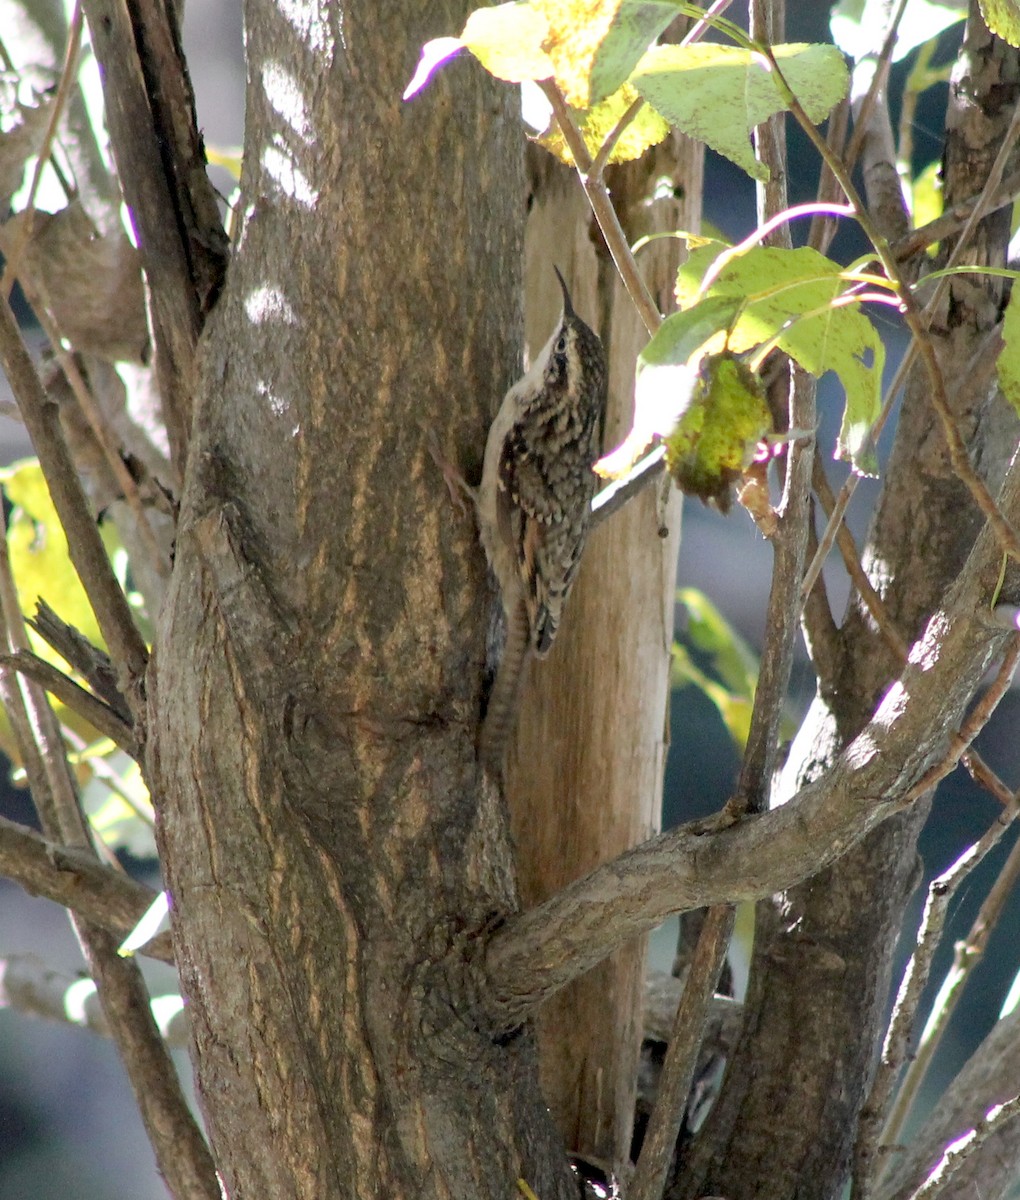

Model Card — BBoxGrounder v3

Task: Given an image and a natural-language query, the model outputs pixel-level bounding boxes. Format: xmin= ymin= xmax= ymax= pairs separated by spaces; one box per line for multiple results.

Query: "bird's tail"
xmin=478 ymin=595 xmax=531 ymax=779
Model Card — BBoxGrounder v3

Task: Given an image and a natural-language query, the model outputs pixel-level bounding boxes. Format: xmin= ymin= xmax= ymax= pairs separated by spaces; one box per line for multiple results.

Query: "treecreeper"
xmin=475 ymin=267 xmax=608 ymax=775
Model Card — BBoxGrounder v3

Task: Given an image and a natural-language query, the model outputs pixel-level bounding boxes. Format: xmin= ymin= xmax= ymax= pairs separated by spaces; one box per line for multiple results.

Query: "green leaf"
xmin=597 ymin=294 xmax=741 ymax=479
xmin=677 ymin=587 xmax=759 ymax=699
xmin=641 ymin=291 xmax=742 ymax=367
xmin=675 ymin=244 xmax=885 ymax=475
xmin=673 ymin=588 xmax=800 ymax=751
xmin=998 ymin=288 xmax=1020 ymax=418
xmin=631 ymin=42 xmax=848 ymax=181
xmin=589 ymin=0 xmax=679 ymax=103
xmin=672 ymin=643 xmax=754 ymax=749
xmin=672 ymin=588 xmax=759 ymax=750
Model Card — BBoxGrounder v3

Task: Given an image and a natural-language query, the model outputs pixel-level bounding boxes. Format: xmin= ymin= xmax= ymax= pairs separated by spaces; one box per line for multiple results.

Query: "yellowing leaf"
xmin=1 ymin=459 xmax=106 ymax=654
xmin=537 ymin=82 xmax=669 ymax=166
xmin=980 ymin=0 xmax=1020 ymax=45
xmin=462 ymin=3 xmax=555 ymax=82
xmin=911 ymin=160 xmax=943 ymax=252
xmin=535 ymin=0 xmax=622 ymax=106
xmin=663 ymin=352 xmax=772 ymax=508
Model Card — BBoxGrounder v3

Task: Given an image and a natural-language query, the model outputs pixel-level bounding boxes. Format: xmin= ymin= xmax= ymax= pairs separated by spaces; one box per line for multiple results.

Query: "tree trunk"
xmin=148 ymin=3 xmax=576 ymax=1196
xmin=512 ymin=137 xmax=701 ymax=1166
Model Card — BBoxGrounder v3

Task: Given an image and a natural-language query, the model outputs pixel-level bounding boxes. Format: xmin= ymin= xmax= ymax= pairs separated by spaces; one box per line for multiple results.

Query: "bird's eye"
xmin=555 ymin=334 xmax=568 ymax=355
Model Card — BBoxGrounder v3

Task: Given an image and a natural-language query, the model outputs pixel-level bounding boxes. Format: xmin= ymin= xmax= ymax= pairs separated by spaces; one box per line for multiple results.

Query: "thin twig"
xmin=812 ymin=456 xmax=1013 ymax=814
xmin=960 ymin=750 xmax=1014 ymax=806
xmin=905 ymin=1094 xmax=1020 ymax=1200
xmin=0 ymin=818 xmax=171 ymax=962
xmin=0 ymin=296 xmax=149 ymax=700
xmin=538 ymin=80 xmax=661 ymax=334
xmin=767 ymin=49 xmax=1020 ymax=566
xmin=856 ymin=794 xmax=1020 ymax=1195
xmin=899 ymin=639 xmax=1020 ymax=808
xmin=591 ymin=445 xmax=666 ymax=527
xmin=0 ymin=952 xmax=188 ymax=1047
xmin=873 ymin=797 xmax=1020 ymax=1186
xmin=629 ymin=904 xmax=734 ymax=1200
xmin=25 ymin=283 xmax=170 ymax=582
xmin=812 ymin=455 xmax=907 ymax=661
xmin=891 ymin=169 xmax=1020 ymax=261
xmin=843 ymin=0 xmax=910 ymax=179
xmin=799 ymin=344 xmax=906 ymax=604
xmin=589 ymin=95 xmax=645 ymax=178
xmin=0 ymin=463 xmax=214 ymax=1199
xmin=0 ymin=650 xmax=137 ymax=756
xmin=733 ymin=2 xmax=817 ymax=814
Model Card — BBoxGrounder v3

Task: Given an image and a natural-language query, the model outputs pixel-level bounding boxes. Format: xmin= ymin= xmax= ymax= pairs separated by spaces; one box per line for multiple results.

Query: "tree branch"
xmin=733 ymin=31 xmax=814 ymax=814
xmin=630 ymin=904 xmax=734 ymax=1200
xmin=476 ymin=459 xmax=1020 ymax=1030
xmin=0 ymin=650 xmax=138 ymax=756
xmin=892 ymin=168 xmax=1020 ymax=262
xmin=0 ymin=297 xmax=149 ymax=700
xmin=0 ymin=952 xmax=188 ymax=1047
xmin=79 ymin=0 xmax=227 ymax=463
xmin=0 ymin=525 xmax=213 ymax=1197
xmin=0 ymin=815 xmax=171 ymax=962
xmin=878 ymin=1007 xmax=1020 ymax=1200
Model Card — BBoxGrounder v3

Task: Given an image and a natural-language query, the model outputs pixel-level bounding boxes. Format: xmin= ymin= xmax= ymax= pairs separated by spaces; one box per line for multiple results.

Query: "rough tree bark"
xmin=147 ymin=2 xmax=576 ymax=1196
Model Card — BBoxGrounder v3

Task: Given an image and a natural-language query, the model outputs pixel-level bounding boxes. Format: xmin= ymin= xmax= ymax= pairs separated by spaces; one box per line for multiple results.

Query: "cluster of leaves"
xmin=409 ymin=0 xmax=1020 ymax=514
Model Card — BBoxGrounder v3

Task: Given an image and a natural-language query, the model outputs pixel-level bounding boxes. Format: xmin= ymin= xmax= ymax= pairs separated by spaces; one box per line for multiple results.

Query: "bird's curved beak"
xmin=553 ymin=265 xmax=576 ymax=318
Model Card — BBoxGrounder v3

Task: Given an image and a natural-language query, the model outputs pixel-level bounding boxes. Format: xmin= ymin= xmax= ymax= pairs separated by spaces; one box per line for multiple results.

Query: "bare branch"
xmin=734 ymin=35 xmax=815 ymax=813
xmin=874 ymin=768 xmax=1020 ymax=1175
xmin=892 ymin=168 xmax=1020 ymax=262
xmin=0 ymin=650 xmax=138 ymax=755
xmin=642 ymin=971 xmax=744 ymax=1047
xmin=29 ymin=599 xmax=130 ymax=719
xmin=0 ymin=518 xmax=215 ymax=1199
xmin=0 ymin=952 xmax=188 ymax=1047
xmin=0 ymin=297 xmax=149 ymax=699
xmin=902 ymin=1094 xmax=1020 ymax=1200
xmin=79 ymin=0 xmax=228 ymax=463
xmin=591 ymin=446 xmax=666 ymax=528
xmin=477 ymin=460 xmax=1020 ymax=1029
xmin=538 ymin=79 xmax=661 ymax=334
xmin=769 ymin=51 xmax=1020 ymax=567
xmin=846 ymin=0 xmax=912 ymax=245
xmin=0 ymin=815 xmax=171 ymax=961
xmin=879 ymin=1007 xmax=1020 ymax=1200
xmin=26 ymin=285 xmax=170 ymax=582
xmin=631 ymin=905 xmax=734 ymax=1200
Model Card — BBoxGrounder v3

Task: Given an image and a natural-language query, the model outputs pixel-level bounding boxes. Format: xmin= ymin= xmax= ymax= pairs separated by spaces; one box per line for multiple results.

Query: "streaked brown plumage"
xmin=476 ymin=268 xmax=608 ymax=774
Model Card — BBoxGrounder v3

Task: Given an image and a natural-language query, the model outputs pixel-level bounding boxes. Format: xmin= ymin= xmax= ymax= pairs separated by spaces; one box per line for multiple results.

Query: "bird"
xmin=474 ymin=266 xmax=608 ymax=775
